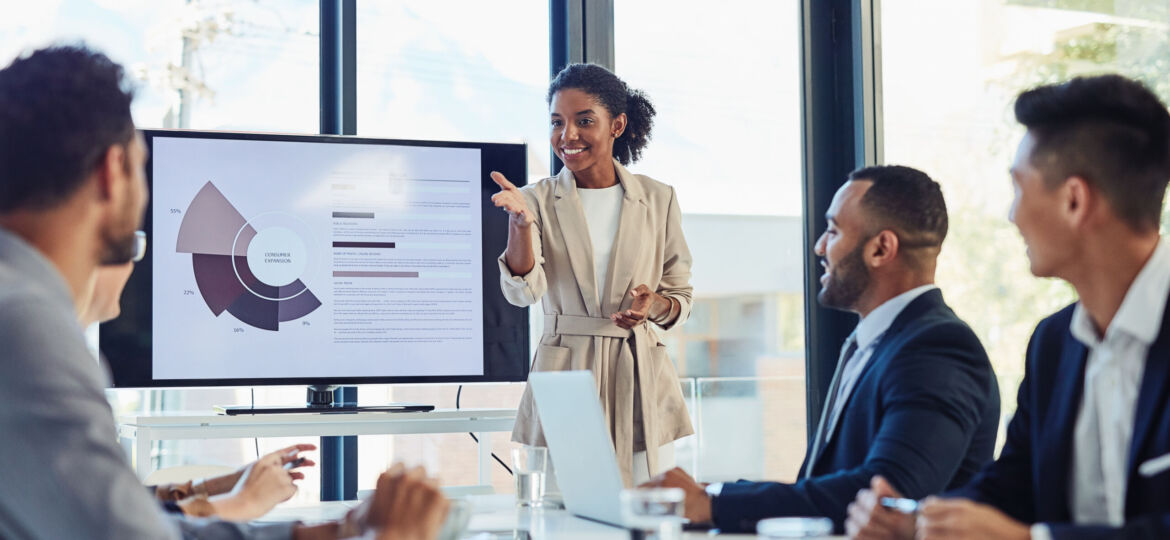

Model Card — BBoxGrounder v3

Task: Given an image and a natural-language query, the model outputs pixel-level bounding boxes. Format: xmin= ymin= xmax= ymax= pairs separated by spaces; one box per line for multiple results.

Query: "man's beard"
xmin=99 ymin=219 xmax=139 ymax=266
xmin=817 ymin=241 xmax=870 ymax=311
xmin=99 ymin=177 xmax=144 ymax=266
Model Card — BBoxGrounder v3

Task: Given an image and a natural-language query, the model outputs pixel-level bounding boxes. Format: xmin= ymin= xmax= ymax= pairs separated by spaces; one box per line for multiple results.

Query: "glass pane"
xmin=356 ymin=1 xmax=550 ymax=183
xmin=173 ymin=1 xmax=319 ymax=132
xmin=354 ymin=0 xmax=550 ymax=487
xmin=357 ymin=383 xmax=526 ymax=494
xmin=675 ymin=378 xmax=699 ymax=475
xmin=615 ymin=0 xmax=805 ymax=376
xmin=696 ymin=377 xmax=807 ymax=482
xmin=879 ymin=0 xmax=1170 ymax=427
xmin=352 ymin=379 xmax=696 ymax=495
xmin=0 ymin=0 xmax=319 ymax=132
xmin=616 ymin=0 xmax=806 ymax=479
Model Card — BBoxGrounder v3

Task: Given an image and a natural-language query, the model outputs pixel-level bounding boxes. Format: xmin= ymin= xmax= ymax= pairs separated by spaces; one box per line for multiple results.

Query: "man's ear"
xmin=94 ymin=143 xmax=127 ymax=201
xmin=1063 ymin=176 xmax=1096 ymax=228
xmin=866 ymin=230 xmax=900 ymax=268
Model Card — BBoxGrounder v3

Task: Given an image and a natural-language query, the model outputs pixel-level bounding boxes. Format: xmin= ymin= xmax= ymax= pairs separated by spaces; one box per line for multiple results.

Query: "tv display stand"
xmin=214 ymin=403 xmax=434 ymax=415
xmin=213 ymin=385 xmax=435 ymax=415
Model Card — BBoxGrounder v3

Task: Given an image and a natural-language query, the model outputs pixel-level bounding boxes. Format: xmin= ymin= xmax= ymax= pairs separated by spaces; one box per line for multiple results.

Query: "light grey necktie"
xmin=804 ymin=333 xmax=858 ymax=479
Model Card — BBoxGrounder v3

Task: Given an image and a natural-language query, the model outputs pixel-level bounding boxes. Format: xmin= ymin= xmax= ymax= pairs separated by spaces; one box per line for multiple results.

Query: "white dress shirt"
xmin=1032 ymin=238 xmax=1170 ymax=540
xmin=577 ymin=183 xmax=624 ymax=304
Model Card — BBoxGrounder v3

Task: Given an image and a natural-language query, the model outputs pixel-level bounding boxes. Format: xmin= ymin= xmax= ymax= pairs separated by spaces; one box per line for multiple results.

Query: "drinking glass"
xmin=511 ymin=446 xmax=548 ymax=507
xmin=619 ymin=488 xmax=685 ymax=540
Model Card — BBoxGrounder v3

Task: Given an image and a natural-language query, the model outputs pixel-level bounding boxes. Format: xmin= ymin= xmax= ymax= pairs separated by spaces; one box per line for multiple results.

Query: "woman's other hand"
xmin=612 ymin=284 xmax=666 ymax=329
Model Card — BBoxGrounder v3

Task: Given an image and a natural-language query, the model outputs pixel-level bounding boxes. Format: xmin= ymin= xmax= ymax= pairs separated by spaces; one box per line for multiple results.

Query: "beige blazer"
xmin=499 ymin=159 xmax=695 ymax=486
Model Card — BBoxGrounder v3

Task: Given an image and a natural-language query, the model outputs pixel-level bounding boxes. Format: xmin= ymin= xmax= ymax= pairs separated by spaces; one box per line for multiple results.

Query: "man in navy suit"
xmin=645 ymin=165 xmax=1000 ymax=533
xmin=846 ymin=75 xmax=1170 ymax=540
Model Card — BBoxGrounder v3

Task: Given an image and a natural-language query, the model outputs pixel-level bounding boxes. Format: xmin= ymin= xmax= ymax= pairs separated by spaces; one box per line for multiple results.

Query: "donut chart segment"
xmin=177 ymin=181 xmax=320 ymax=330
xmin=190 ymin=254 xmax=245 ymax=316
xmin=176 ymin=182 xmax=256 ymax=257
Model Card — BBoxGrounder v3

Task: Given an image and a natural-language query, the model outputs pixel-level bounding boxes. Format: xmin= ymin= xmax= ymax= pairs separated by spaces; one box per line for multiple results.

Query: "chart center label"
xmin=246 ymin=226 xmax=307 ymax=288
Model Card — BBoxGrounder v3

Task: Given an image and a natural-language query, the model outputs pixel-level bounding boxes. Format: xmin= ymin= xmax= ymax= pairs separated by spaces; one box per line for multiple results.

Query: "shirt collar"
xmin=855 ymin=284 xmax=939 ymax=350
xmin=1071 ymin=237 xmax=1170 ymax=348
xmin=554 ymin=158 xmax=644 ymax=203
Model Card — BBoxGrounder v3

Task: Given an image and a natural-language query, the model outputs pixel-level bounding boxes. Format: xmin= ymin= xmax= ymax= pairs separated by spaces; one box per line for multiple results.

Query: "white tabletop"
xmin=258 ymin=494 xmax=845 ymax=539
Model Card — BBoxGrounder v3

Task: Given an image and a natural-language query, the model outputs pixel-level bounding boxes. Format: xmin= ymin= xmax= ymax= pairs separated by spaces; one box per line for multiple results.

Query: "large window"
xmin=879 ymin=0 xmax=1170 ymax=431
xmin=355 ymin=1 xmax=549 ymax=174
xmin=616 ymin=0 xmax=806 ymax=483
xmin=353 ymin=0 xmax=550 ymax=493
xmin=0 ymin=0 xmax=318 ymax=132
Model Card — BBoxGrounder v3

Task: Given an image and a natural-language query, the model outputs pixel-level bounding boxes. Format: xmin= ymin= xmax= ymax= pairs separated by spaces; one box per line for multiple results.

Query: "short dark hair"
xmin=849 ymin=165 xmax=948 ymax=250
xmin=547 ymin=63 xmax=655 ymax=166
xmin=0 ymin=44 xmax=136 ymax=213
xmin=1015 ymin=74 xmax=1170 ymax=232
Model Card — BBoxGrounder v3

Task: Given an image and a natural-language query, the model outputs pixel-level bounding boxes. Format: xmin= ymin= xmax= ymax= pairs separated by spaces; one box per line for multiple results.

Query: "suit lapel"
xmin=1037 ymin=330 xmax=1088 ymax=520
xmin=814 ymin=289 xmax=943 ymax=465
xmin=819 ymin=345 xmax=880 ymax=455
xmin=1126 ymin=288 xmax=1170 ymax=492
xmin=602 ymin=160 xmax=647 ymax=314
xmin=551 ymin=168 xmax=601 ymax=316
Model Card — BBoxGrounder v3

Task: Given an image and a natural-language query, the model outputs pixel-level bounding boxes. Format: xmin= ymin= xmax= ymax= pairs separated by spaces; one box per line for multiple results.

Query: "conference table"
xmin=259 ymin=493 xmax=846 ymax=539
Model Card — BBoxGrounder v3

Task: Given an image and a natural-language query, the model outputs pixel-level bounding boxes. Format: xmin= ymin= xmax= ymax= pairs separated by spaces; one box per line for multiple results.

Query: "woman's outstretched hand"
xmin=490 ymin=171 xmax=534 ymax=228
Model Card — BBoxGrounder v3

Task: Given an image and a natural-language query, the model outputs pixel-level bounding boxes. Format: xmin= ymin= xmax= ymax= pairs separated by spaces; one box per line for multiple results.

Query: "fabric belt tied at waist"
xmin=541 ymin=313 xmax=660 ymax=486
xmin=543 ymin=314 xmax=631 ymax=338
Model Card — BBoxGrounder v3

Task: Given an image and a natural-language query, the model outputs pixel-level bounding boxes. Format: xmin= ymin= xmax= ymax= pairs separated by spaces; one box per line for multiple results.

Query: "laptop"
xmin=527 ymin=370 xmax=630 ymax=527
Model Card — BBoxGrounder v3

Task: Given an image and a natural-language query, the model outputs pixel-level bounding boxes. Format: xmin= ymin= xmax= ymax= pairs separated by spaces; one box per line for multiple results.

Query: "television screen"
xmin=103 ymin=130 xmax=530 ymax=387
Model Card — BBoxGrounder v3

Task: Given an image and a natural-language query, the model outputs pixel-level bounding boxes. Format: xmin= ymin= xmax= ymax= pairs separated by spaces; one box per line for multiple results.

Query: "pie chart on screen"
xmin=176 ymin=181 xmax=321 ymax=331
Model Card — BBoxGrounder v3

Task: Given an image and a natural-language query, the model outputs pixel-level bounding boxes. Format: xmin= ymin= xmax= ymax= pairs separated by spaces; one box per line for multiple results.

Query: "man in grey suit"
xmin=0 ymin=45 xmax=448 ymax=539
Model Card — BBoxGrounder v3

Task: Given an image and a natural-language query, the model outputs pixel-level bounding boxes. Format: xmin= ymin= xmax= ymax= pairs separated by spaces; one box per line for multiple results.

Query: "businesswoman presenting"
xmin=491 ymin=63 xmax=694 ymax=486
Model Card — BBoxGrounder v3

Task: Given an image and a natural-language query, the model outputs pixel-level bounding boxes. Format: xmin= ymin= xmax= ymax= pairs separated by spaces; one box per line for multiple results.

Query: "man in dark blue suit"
xmin=645 ymin=165 xmax=1000 ymax=533
xmin=846 ymin=75 xmax=1170 ymax=540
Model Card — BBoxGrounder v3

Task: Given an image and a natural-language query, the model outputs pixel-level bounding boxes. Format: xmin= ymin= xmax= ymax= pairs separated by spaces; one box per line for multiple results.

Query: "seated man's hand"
xmin=845 ymin=475 xmax=915 ymax=540
xmin=917 ymin=497 xmax=1030 ymax=540
xmin=640 ymin=467 xmax=712 ymax=524
xmin=366 ymin=464 xmax=450 ymax=540
xmin=203 ymin=443 xmax=317 ymax=496
xmin=213 ymin=444 xmax=315 ymax=520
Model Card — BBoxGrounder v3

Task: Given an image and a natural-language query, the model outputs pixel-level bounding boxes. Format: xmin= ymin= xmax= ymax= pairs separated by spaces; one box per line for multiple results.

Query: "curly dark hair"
xmin=547 ymin=63 xmax=655 ymax=165
xmin=0 ymin=44 xmax=136 ymax=213
xmin=1015 ymin=74 xmax=1170 ymax=232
